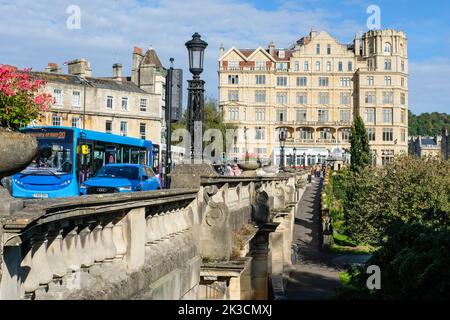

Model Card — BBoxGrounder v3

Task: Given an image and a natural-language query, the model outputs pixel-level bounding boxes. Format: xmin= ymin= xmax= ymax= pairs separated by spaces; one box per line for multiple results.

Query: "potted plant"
xmin=0 ymin=65 xmax=52 ymax=193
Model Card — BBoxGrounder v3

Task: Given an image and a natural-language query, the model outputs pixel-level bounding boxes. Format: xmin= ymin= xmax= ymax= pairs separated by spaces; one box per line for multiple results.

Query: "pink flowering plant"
xmin=0 ymin=65 xmax=52 ymax=130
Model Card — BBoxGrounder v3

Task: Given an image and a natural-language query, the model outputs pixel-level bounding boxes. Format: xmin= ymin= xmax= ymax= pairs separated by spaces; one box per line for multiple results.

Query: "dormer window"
xmin=256 ymin=60 xmax=265 ymax=70
xmin=229 ymin=60 xmax=239 ymax=70
xmin=278 ymin=50 xmax=285 ymax=58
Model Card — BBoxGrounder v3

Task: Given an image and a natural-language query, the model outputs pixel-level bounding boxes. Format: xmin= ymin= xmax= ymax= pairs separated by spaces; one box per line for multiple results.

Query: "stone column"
xmin=19 ymin=241 xmax=40 ymax=296
xmin=112 ymin=217 xmax=127 ymax=260
xmin=78 ymin=225 xmax=94 ymax=268
xmin=61 ymin=226 xmax=81 ymax=273
xmin=47 ymin=229 xmax=69 ymax=278
xmin=249 ymin=223 xmax=279 ymax=300
xmin=125 ymin=207 xmax=146 ymax=272
xmin=92 ymin=223 xmax=106 ymax=263
xmin=0 ymin=245 xmax=23 ymax=300
xmin=101 ymin=221 xmax=117 ymax=262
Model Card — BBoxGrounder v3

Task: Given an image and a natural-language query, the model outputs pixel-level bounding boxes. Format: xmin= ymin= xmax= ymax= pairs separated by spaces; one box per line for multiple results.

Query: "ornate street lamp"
xmin=164 ymin=58 xmax=174 ymax=189
xmin=278 ymin=128 xmax=287 ymax=172
xmin=185 ymin=33 xmax=208 ymax=161
xmin=303 ymin=152 xmax=306 ymax=167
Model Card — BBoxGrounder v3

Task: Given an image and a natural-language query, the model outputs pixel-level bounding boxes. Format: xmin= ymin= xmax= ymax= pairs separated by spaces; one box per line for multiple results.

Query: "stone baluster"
xmin=92 ymin=223 xmax=106 ymax=263
xmin=61 ymin=226 xmax=81 ymax=272
xmin=102 ymin=221 xmax=117 ymax=262
xmin=31 ymin=233 xmax=54 ymax=286
xmin=157 ymin=213 xmax=168 ymax=240
xmin=145 ymin=214 xmax=158 ymax=244
xmin=46 ymin=228 xmax=69 ymax=279
xmin=78 ymin=225 xmax=94 ymax=268
xmin=176 ymin=209 xmax=187 ymax=233
xmin=20 ymin=241 xmax=40 ymax=296
xmin=165 ymin=210 xmax=177 ymax=236
xmin=112 ymin=218 xmax=127 ymax=261
xmin=184 ymin=207 xmax=194 ymax=230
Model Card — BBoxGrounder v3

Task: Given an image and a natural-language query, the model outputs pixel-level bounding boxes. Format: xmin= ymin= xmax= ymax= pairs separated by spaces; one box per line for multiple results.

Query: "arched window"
xmin=384 ymin=42 xmax=392 ymax=54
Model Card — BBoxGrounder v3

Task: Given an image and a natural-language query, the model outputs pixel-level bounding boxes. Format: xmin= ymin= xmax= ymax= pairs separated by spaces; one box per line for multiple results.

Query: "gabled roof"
xmin=246 ymin=46 xmax=276 ymax=62
xmin=219 ymin=47 xmax=249 ymax=61
xmin=141 ymin=48 xmax=163 ymax=68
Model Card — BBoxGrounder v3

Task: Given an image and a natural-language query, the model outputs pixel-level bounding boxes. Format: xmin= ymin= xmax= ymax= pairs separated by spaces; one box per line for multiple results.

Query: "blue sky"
xmin=1 ymin=0 xmax=449 ymax=114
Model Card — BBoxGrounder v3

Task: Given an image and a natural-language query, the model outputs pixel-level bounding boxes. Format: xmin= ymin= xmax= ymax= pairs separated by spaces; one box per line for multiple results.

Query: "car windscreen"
xmin=95 ymin=166 xmax=139 ymax=180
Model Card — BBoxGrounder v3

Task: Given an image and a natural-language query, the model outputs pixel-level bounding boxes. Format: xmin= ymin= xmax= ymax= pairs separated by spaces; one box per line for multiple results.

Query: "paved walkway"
xmin=285 ymin=177 xmax=369 ymax=300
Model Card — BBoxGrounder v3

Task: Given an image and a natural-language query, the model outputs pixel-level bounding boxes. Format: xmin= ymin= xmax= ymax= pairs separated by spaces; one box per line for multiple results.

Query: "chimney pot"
xmin=269 ymin=41 xmax=275 ymax=56
xmin=68 ymin=58 xmax=92 ymax=78
xmin=45 ymin=62 xmax=61 ymax=73
xmin=113 ymin=63 xmax=122 ymax=79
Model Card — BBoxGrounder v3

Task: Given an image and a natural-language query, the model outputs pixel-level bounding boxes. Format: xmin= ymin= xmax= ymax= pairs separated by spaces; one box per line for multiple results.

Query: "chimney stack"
xmin=113 ymin=63 xmax=122 ymax=80
xmin=354 ymin=32 xmax=361 ymax=56
xmin=68 ymin=58 xmax=92 ymax=78
xmin=131 ymin=46 xmax=144 ymax=84
xmin=220 ymin=43 xmax=225 ymax=57
xmin=45 ymin=62 xmax=61 ymax=73
xmin=269 ymin=41 xmax=275 ymax=56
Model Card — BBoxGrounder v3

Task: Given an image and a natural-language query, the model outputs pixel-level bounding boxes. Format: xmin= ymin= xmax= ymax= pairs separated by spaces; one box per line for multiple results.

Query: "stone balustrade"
xmin=0 ymin=172 xmax=308 ymax=300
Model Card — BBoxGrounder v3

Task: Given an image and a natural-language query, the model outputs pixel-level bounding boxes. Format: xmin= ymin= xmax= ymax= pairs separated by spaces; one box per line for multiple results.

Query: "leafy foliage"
xmin=0 ymin=65 xmax=52 ymax=130
xmin=171 ymin=97 xmax=237 ymax=152
xmin=349 ymin=115 xmax=371 ymax=172
xmin=337 ymin=222 xmax=450 ymax=300
xmin=334 ymin=156 xmax=450 ymax=299
xmin=409 ymin=111 xmax=450 ymax=136
xmin=343 ymin=156 xmax=450 ymax=245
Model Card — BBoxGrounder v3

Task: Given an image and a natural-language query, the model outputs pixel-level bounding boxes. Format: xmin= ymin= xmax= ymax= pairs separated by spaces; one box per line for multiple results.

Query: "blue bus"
xmin=12 ymin=126 xmax=157 ymax=198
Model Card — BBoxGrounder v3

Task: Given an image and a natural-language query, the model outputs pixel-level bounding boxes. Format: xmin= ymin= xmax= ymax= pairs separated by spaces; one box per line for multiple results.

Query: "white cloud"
xmin=0 ymin=0 xmax=447 ymax=113
xmin=0 ymin=0 xmax=362 ymax=94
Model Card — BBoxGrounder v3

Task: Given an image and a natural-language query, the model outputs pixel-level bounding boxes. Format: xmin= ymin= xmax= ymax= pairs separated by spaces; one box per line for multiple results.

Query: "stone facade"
xmin=219 ymin=29 xmax=409 ymax=166
xmin=33 ymin=47 xmax=166 ymax=144
xmin=409 ymin=135 xmax=441 ymax=158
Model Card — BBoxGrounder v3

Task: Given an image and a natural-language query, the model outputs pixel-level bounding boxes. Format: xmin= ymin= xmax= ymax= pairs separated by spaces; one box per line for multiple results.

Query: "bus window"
xmin=93 ymin=143 xmax=105 ymax=174
xmin=105 ymin=146 xmax=117 ymax=164
xmin=152 ymin=144 xmax=160 ymax=173
xmin=122 ymin=146 xmax=130 ymax=163
xmin=139 ymin=149 xmax=147 ymax=165
xmin=116 ymin=146 xmax=122 ymax=163
xmin=131 ymin=149 xmax=140 ymax=164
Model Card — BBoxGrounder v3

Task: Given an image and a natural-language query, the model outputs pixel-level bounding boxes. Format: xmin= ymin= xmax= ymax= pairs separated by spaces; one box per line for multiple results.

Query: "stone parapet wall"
xmin=0 ymin=173 xmax=307 ymax=300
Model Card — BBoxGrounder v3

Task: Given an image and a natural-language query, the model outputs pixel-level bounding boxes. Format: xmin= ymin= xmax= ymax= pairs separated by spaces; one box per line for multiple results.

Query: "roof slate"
xmin=32 ymin=71 xmax=147 ymax=94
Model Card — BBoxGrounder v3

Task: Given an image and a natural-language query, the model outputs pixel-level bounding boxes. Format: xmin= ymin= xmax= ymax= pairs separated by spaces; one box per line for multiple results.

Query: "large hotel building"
xmin=219 ymin=29 xmax=408 ymax=166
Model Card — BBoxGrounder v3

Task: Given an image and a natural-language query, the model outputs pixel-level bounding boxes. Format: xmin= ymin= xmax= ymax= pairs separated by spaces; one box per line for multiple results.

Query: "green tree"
xmin=171 ymin=97 xmax=237 ymax=158
xmin=337 ymin=222 xmax=450 ymax=300
xmin=344 ymin=156 xmax=450 ymax=245
xmin=349 ymin=115 xmax=371 ymax=172
xmin=408 ymin=111 xmax=450 ymax=136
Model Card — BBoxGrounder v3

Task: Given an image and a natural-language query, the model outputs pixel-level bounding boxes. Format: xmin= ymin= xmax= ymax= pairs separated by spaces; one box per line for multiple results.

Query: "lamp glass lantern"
xmin=278 ymin=128 xmax=287 ymax=148
xmin=185 ymin=32 xmax=208 ymax=77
